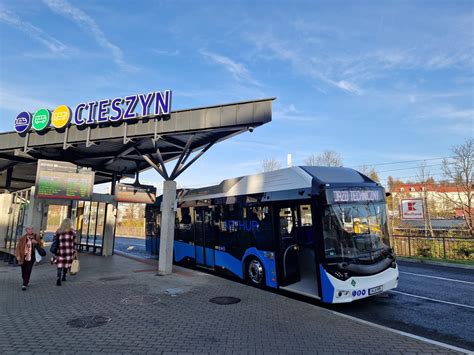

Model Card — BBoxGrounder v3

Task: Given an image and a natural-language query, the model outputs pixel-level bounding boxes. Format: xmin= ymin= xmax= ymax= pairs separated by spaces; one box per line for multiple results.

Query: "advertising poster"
xmin=115 ymin=183 xmax=156 ymax=204
xmin=35 ymin=160 xmax=95 ymax=200
xmin=400 ymin=198 xmax=425 ymax=220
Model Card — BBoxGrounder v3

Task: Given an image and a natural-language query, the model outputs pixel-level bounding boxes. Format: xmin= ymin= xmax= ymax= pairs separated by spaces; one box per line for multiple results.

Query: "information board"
xmin=400 ymin=198 xmax=425 ymax=220
xmin=35 ymin=160 xmax=94 ymax=200
xmin=115 ymin=183 xmax=156 ymax=204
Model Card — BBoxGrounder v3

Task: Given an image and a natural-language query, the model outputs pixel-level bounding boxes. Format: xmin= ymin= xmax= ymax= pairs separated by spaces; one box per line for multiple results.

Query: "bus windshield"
xmin=323 ymin=203 xmax=391 ymax=262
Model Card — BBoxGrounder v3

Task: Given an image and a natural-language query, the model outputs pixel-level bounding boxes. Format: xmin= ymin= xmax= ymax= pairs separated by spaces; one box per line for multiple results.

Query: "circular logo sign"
xmin=14 ymin=111 xmax=32 ymax=133
xmin=51 ymin=105 xmax=71 ymax=129
xmin=32 ymin=108 xmax=51 ymax=131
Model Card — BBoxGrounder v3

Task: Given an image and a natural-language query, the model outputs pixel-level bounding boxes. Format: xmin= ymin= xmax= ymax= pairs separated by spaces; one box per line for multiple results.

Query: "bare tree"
xmin=261 ymin=158 xmax=282 ymax=172
xmin=440 ymin=139 xmax=474 ymax=236
xmin=305 ymin=150 xmax=343 ymax=167
xmin=417 ymin=162 xmax=434 ymax=237
xmin=359 ymin=165 xmax=380 ymax=182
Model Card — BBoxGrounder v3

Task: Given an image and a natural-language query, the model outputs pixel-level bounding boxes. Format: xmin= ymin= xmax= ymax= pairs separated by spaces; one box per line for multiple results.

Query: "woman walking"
xmin=15 ymin=226 xmax=39 ymax=291
xmin=55 ymin=218 xmax=76 ymax=286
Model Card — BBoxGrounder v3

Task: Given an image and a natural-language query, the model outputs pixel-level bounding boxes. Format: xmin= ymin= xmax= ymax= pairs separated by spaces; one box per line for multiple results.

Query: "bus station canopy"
xmin=0 ymin=98 xmax=274 ymax=192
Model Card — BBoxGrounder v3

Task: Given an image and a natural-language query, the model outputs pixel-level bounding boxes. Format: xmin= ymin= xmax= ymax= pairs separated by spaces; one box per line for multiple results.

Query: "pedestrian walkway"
xmin=0 ymin=253 xmax=464 ymax=354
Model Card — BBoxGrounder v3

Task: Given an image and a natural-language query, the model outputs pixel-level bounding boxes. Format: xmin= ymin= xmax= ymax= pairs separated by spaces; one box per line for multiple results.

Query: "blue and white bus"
xmin=148 ymin=166 xmax=399 ymax=304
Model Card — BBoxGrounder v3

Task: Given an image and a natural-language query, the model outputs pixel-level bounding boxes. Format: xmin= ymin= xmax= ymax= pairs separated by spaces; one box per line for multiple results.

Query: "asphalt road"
xmin=327 ymin=260 xmax=474 ymax=351
xmin=114 ymin=237 xmax=474 ymax=351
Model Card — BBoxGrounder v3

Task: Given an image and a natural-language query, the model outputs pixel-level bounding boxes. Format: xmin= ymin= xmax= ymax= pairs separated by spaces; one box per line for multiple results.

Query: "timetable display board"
xmin=115 ymin=183 xmax=156 ymax=204
xmin=35 ymin=160 xmax=95 ymax=200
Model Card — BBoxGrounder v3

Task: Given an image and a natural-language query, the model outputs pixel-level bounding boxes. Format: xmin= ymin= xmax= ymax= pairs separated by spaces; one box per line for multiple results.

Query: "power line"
xmin=351 ymin=156 xmax=453 ymax=168
xmin=377 ymin=162 xmax=454 ymax=174
xmin=380 ymin=172 xmax=448 ymax=182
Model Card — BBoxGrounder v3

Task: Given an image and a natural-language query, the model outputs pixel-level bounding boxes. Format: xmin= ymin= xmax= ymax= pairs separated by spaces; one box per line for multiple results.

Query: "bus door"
xmin=276 ymin=205 xmax=300 ymax=286
xmin=194 ymin=208 xmax=215 ymax=269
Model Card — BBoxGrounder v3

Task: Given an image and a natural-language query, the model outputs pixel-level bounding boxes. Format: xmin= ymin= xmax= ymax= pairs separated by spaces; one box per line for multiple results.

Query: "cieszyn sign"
xmin=14 ymin=90 xmax=172 ymax=134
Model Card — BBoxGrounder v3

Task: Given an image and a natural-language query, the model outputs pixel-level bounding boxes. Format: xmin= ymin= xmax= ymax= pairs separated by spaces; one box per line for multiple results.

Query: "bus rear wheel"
xmin=246 ymin=257 xmax=265 ymax=288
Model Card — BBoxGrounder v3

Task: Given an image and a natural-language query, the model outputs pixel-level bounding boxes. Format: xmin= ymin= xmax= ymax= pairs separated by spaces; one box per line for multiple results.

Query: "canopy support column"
xmin=158 ymin=180 xmax=177 ymax=275
xmin=102 ymin=174 xmax=117 ymax=257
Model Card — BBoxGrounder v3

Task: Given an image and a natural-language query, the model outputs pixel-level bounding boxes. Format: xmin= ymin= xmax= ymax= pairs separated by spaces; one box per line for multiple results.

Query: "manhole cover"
xmin=67 ymin=315 xmax=111 ymax=329
xmin=165 ymin=288 xmax=184 ymax=296
xmin=121 ymin=295 xmax=162 ymax=305
xmin=99 ymin=276 xmax=127 ymax=282
xmin=209 ymin=297 xmax=241 ymax=305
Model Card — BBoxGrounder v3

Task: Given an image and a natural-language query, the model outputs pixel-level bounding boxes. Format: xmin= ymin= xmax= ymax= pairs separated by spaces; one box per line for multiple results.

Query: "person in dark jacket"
xmin=15 ymin=226 xmax=39 ymax=291
xmin=55 ymin=218 xmax=77 ymax=286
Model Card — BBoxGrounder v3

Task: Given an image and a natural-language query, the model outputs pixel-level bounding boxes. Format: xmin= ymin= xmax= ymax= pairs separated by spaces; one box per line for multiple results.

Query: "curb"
xmin=114 ymin=250 xmax=158 ymax=266
xmin=397 ymin=257 xmax=474 ymax=270
xmin=113 ymin=251 xmax=471 ymax=353
xmin=328 ymin=310 xmax=471 ymax=354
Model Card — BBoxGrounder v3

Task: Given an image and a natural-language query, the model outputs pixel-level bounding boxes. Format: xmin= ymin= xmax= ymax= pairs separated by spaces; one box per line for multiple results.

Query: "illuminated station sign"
xmin=14 ymin=90 xmax=172 ymax=134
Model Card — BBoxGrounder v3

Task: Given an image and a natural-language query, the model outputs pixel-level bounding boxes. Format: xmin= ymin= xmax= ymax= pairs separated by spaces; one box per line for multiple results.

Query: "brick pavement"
xmin=0 ymin=253 xmax=465 ymax=355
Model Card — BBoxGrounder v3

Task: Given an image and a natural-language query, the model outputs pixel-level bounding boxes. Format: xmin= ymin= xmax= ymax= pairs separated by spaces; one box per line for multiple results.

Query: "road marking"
xmin=389 ymin=290 xmax=474 ymax=310
xmin=400 ymin=271 xmax=474 ymax=285
xmin=329 ymin=310 xmax=472 ymax=354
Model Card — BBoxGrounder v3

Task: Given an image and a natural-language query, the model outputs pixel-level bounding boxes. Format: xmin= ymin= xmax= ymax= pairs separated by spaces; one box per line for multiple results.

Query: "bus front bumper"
xmin=321 ymin=264 xmax=399 ymax=304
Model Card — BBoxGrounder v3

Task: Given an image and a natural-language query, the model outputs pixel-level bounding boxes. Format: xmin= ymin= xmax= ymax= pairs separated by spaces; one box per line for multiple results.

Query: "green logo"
xmin=32 ymin=108 xmax=51 ymax=131
xmin=351 ymin=280 xmax=356 ymax=287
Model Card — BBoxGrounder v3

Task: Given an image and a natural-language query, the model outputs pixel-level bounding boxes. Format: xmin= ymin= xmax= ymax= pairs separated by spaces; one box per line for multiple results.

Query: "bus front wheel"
xmin=246 ymin=257 xmax=265 ymax=288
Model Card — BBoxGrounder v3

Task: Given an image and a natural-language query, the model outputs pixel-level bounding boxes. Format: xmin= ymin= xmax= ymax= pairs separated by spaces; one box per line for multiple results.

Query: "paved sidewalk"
xmin=0 ymin=253 xmax=464 ymax=354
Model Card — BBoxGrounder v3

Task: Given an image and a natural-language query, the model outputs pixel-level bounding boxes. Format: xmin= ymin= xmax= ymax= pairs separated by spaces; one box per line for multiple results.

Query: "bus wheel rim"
xmin=248 ymin=260 xmax=263 ymax=284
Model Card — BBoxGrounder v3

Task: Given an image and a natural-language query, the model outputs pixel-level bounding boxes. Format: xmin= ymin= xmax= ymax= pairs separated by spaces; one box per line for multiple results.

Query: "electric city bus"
xmin=147 ymin=166 xmax=399 ymax=304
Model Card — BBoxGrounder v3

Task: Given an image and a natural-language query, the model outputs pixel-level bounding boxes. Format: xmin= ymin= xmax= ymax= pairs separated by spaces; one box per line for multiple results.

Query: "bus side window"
xmin=254 ymin=206 xmax=273 ymax=251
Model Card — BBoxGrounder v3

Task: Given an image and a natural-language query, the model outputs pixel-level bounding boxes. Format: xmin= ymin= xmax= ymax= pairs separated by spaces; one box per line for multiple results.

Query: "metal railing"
xmin=392 ymin=235 xmax=474 ymax=261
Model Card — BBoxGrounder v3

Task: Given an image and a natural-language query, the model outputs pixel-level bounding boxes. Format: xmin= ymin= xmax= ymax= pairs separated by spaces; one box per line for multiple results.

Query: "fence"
xmin=392 ymin=235 xmax=474 ymax=261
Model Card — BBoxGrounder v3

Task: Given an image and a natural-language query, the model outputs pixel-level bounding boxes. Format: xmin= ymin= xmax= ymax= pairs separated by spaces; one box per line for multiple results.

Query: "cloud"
xmin=42 ymin=0 xmax=136 ymax=71
xmin=335 ymin=81 xmax=362 ymax=95
xmin=415 ymin=105 xmax=474 ymax=121
xmin=249 ymin=33 xmax=362 ymax=95
xmin=0 ymin=87 xmax=56 ymax=113
xmin=200 ymin=50 xmax=261 ymax=87
xmin=152 ymin=49 xmax=179 ymax=56
xmin=0 ymin=6 xmax=68 ymax=56
xmin=273 ymin=104 xmax=323 ymax=123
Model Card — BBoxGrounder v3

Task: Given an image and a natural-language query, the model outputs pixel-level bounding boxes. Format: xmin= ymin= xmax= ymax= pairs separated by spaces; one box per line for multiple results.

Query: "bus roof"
xmin=179 ymin=166 xmax=375 ymax=202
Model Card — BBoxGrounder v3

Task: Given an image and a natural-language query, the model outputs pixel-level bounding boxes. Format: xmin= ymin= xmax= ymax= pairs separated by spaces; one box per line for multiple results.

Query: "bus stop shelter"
xmin=0 ymin=97 xmax=274 ymax=274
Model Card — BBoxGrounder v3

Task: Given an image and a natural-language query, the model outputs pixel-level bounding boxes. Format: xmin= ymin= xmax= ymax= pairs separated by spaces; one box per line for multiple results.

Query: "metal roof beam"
xmin=160 ymin=136 xmax=186 ymax=149
xmin=169 ymin=135 xmax=194 ymax=180
xmin=0 ymin=153 xmax=35 ymax=163
xmin=171 ymin=139 xmax=217 ymax=180
xmin=135 ymin=146 xmax=169 ymax=180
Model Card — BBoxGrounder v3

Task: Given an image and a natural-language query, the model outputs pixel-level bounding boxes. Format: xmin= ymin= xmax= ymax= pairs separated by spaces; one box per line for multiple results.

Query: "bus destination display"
xmin=326 ymin=187 xmax=384 ymax=204
xmin=115 ymin=183 xmax=156 ymax=204
xmin=35 ymin=160 xmax=94 ymax=200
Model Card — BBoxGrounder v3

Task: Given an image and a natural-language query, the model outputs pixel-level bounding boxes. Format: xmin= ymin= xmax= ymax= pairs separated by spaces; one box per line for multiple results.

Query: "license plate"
xmin=369 ymin=285 xmax=383 ymax=295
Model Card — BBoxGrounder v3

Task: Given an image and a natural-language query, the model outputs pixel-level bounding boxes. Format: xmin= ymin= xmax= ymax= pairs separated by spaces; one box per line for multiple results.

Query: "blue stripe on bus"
xmin=173 ymin=242 xmax=277 ymax=289
xmin=214 ymin=247 xmax=277 ymax=289
xmin=174 ymin=240 xmax=195 ymax=262
xmin=215 ymin=250 xmax=244 ymax=278
xmin=243 ymin=248 xmax=278 ymax=289
xmin=320 ymin=265 xmax=334 ymax=303
xmin=205 ymin=247 xmax=215 ymax=267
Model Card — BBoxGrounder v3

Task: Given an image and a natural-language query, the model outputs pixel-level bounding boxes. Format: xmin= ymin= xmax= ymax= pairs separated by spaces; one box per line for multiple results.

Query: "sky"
xmin=0 ymin=0 xmax=473 ymax=192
